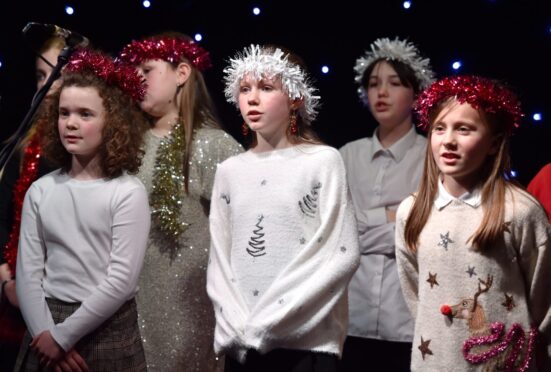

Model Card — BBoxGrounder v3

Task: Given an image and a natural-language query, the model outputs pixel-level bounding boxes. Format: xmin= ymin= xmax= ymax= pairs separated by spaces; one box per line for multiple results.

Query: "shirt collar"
xmin=370 ymin=125 xmax=417 ymax=162
xmin=434 ymin=178 xmax=482 ymax=210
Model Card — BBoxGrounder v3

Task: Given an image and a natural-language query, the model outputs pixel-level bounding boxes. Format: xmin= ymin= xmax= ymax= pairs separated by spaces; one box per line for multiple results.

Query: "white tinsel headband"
xmin=223 ymin=44 xmax=320 ymax=124
xmin=354 ymin=37 xmax=435 ymax=103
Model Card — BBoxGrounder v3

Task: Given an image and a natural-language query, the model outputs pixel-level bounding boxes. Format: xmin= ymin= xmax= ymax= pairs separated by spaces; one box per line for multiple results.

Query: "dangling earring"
xmin=289 ymin=111 xmax=298 ymax=135
xmin=242 ymin=122 xmax=249 ymax=136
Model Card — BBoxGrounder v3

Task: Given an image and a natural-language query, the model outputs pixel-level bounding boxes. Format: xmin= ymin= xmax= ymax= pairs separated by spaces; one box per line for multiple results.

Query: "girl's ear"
xmin=176 ymin=62 xmax=192 ymax=87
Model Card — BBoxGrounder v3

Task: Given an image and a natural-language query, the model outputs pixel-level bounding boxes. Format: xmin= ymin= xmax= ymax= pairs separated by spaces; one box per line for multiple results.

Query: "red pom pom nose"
xmin=441 ymin=305 xmax=452 ymax=316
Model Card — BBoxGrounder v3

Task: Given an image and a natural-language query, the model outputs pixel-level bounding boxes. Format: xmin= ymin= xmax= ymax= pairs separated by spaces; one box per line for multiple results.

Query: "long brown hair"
xmin=404 ymin=99 xmax=517 ymax=252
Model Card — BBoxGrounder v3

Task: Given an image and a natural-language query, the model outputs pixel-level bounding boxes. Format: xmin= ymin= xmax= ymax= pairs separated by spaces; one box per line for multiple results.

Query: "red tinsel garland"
xmin=3 ymin=136 xmax=41 ymax=274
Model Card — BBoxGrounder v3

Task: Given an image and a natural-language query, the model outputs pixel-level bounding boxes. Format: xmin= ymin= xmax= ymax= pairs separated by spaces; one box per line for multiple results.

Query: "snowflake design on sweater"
xmin=299 ymin=182 xmax=322 ymax=218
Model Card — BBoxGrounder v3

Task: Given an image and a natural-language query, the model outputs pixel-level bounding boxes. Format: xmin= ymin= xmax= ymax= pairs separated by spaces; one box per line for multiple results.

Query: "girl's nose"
xmin=248 ymin=88 xmax=259 ymax=104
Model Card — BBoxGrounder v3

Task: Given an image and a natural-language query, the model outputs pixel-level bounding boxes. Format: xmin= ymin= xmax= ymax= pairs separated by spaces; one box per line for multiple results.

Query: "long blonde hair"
xmin=404 ymin=100 xmax=517 ymax=252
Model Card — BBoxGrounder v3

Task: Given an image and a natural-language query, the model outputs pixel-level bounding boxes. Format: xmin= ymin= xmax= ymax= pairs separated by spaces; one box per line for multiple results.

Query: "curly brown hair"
xmin=41 ymin=71 xmax=149 ymax=178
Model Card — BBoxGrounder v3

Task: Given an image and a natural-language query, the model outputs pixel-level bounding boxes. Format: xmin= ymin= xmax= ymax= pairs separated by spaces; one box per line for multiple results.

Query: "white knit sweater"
xmin=207 ymin=144 xmax=360 ymax=362
xmin=396 ymin=185 xmax=551 ymax=371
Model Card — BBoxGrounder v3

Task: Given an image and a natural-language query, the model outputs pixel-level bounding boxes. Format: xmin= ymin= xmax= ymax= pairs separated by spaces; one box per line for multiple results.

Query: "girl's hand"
xmin=0 ymin=263 xmax=12 ymax=281
xmin=54 ymin=349 xmax=89 ymax=372
xmin=30 ymin=331 xmax=64 ymax=367
xmin=3 ymin=279 xmax=19 ymax=307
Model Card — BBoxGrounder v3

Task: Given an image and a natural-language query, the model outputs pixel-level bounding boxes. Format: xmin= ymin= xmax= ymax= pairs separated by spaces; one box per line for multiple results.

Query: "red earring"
xmin=242 ymin=122 xmax=249 ymax=136
xmin=289 ymin=111 xmax=298 ymax=135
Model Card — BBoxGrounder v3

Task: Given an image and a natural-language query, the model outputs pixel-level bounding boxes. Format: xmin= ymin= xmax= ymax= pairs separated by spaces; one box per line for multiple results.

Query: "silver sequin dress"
xmin=137 ymin=127 xmax=243 ymax=371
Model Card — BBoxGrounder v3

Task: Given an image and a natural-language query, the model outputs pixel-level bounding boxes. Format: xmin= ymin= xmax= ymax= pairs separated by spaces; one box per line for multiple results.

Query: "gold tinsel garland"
xmin=150 ymin=121 xmax=189 ymax=249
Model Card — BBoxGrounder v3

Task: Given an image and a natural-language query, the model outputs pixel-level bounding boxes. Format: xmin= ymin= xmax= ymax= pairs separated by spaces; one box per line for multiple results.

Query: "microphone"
xmin=23 ymin=22 xmax=90 ymax=48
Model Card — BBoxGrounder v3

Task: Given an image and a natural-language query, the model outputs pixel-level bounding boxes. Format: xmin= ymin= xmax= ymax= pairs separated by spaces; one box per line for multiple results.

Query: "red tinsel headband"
xmin=415 ymin=75 xmax=523 ymax=134
xmin=117 ymin=36 xmax=211 ymax=71
xmin=65 ymin=48 xmax=146 ymax=102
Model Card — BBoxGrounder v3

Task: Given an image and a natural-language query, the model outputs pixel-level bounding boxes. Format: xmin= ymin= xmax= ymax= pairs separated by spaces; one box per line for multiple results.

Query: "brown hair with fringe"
xmin=404 ymin=97 xmax=518 ymax=252
xmin=41 ymin=71 xmax=149 ymax=178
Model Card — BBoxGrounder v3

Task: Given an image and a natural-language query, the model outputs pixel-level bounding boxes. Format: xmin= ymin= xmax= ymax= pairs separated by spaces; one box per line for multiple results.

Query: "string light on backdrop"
xmin=321 ymin=65 xmax=329 ymax=74
xmin=403 ymin=1 xmax=412 ymax=10
xmin=194 ymin=33 xmax=203 ymax=42
xmin=509 ymin=170 xmax=518 ymax=178
xmin=64 ymin=5 xmax=74 ymax=15
xmin=452 ymin=60 xmax=462 ymax=71
xmin=252 ymin=7 xmax=261 ymax=16
xmin=533 ymin=112 xmax=542 ymax=122
xmin=142 ymin=0 xmax=151 ymax=8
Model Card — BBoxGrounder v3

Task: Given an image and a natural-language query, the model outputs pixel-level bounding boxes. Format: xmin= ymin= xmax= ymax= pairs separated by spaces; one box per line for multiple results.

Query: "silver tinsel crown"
xmin=224 ymin=44 xmax=320 ymax=124
xmin=354 ymin=37 xmax=435 ymax=103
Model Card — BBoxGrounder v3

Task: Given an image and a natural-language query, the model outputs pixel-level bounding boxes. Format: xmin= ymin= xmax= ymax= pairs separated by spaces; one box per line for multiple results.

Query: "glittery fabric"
xmin=463 ymin=322 xmax=537 ymax=372
xmin=136 ymin=127 xmax=242 ymax=372
xmin=3 ymin=135 xmax=41 ymax=273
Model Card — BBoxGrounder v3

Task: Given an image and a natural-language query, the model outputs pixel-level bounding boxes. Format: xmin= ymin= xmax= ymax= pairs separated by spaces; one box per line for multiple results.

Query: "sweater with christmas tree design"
xmin=396 ymin=184 xmax=551 ymax=371
xmin=207 ymin=144 xmax=360 ymax=362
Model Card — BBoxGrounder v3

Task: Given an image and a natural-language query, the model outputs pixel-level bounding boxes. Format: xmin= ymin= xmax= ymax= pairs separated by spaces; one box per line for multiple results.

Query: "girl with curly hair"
xmin=14 ymin=49 xmax=151 ymax=372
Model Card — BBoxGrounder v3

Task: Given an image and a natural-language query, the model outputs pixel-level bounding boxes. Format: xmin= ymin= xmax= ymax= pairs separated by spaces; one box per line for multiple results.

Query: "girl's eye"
xmin=458 ymin=127 xmax=471 ymax=133
xmin=59 ymin=110 xmax=68 ymax=117
xmin=367 ymin=81 xmax=378 ymax=88
xmin=262 ymin=85 xmax=273 ymax=91
xmin=80 ymin=111 xmax=92 ymax=118
xmin=239 ymin=86 xmax=250 ymax=93
xmin=432 ymin=125 xmax=444 ymax=132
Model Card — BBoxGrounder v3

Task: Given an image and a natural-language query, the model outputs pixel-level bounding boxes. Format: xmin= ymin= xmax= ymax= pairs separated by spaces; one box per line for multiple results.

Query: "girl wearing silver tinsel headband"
xmin=339 ymin=37 xmax=435 ymax=372
xmin=207 ymin=44 xmax=360 ymax=372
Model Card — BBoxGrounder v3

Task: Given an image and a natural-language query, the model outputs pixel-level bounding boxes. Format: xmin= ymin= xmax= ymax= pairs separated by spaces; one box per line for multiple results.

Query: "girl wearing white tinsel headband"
xmin=339 ymin=37 xmax=435 ymax=372
xmin=207 ymin=44 xmax=360 ymax=371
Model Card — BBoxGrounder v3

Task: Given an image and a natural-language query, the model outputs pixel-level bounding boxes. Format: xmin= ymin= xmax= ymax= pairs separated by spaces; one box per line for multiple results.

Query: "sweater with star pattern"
xmin=396 ymin=186 xmax=551 ymax=371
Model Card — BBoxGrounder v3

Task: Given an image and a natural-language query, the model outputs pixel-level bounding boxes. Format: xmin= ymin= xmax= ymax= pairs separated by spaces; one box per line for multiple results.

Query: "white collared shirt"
xmin=340 ymin=126 xmax=426 ymax=342
xmin=434 ymin=178 xmax=481 ymax=210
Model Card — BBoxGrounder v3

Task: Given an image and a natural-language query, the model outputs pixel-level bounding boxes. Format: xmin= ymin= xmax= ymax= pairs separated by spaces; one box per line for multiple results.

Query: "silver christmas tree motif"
xmin=299 ymin=182 xmax=322 ymax=218
xmin=246 ymin=215 xmax=266 ymax=257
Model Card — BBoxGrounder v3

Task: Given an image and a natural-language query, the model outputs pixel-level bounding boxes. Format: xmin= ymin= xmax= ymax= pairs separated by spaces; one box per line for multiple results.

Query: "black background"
xmin=1 ymin=0 xmax=550 ymax=185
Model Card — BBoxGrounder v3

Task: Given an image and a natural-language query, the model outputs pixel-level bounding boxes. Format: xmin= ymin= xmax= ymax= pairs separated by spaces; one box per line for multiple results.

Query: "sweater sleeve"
xmin=514 ymin=195 xmax=551 ymax=365
xmin=395 ymin=196 xmax=419 ymax=319
xmin=49 ymin=183 xmax=151 ymax=351
xmin=206 ymin=164 xmax=250 ymax=356
xmin=16 ymin=183 xmax=57 ymax=337
xmin=245 ymin=149 xmax=360 ymax=350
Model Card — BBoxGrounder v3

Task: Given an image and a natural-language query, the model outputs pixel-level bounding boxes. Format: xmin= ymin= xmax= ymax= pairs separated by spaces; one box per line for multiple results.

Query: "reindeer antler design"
xmin=472 ymin=274 xmax=493 ymax=312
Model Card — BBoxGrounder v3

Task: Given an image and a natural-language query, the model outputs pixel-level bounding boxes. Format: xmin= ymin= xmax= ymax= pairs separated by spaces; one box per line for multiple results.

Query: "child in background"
xmin=339 ymin=37 xmax=435 ymax=372
xmin=396 ymin=75 xmax=551 ymax=371
xmin=207 ymin=44 xmax=360 ymax=372
xmin=14 ymin=49 xmax=150 ymax=371
xmin=118 ymin=34 xmax=243 ymax=371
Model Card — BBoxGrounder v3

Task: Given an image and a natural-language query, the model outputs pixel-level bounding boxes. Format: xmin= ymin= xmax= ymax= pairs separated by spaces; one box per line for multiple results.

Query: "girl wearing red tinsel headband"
xmin=395 ymin=75 xmax=551 ymax=371
xmin=0 ymin=35 xmax=66 ymax=371
xmin=13 ymin=48 xmax=151 ymax=372
xmin=118 ymin=33 xmax=243 ymax=371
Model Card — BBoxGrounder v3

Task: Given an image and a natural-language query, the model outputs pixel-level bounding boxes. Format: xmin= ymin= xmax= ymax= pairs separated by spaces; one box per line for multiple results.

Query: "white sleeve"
xmin=50 ymin=184 xmax=150 ymax=351
xmin=246 ymin=150 xmax=360 ymax=347
xmin=395 ymin=197 xmax=419 ymax=319
xmin=206 ymin=165 xmax=249 ymax=354
xmin=16 ymin=183 xmax=56 ymax=337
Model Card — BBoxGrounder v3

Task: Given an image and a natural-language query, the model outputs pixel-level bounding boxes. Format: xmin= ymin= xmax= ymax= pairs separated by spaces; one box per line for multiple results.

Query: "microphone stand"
xmin=0 ymin=45 xmax=76 ymax=174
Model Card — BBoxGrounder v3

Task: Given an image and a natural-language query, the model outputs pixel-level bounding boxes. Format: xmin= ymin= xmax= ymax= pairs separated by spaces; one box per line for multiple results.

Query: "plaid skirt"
xmin=14 ymin=297 xmax=146 ymax=372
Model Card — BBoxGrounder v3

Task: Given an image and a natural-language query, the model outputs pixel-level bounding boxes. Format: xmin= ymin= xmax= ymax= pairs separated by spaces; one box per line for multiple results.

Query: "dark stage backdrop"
xmin=1 ymin=0 xmax=549 ymax=185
